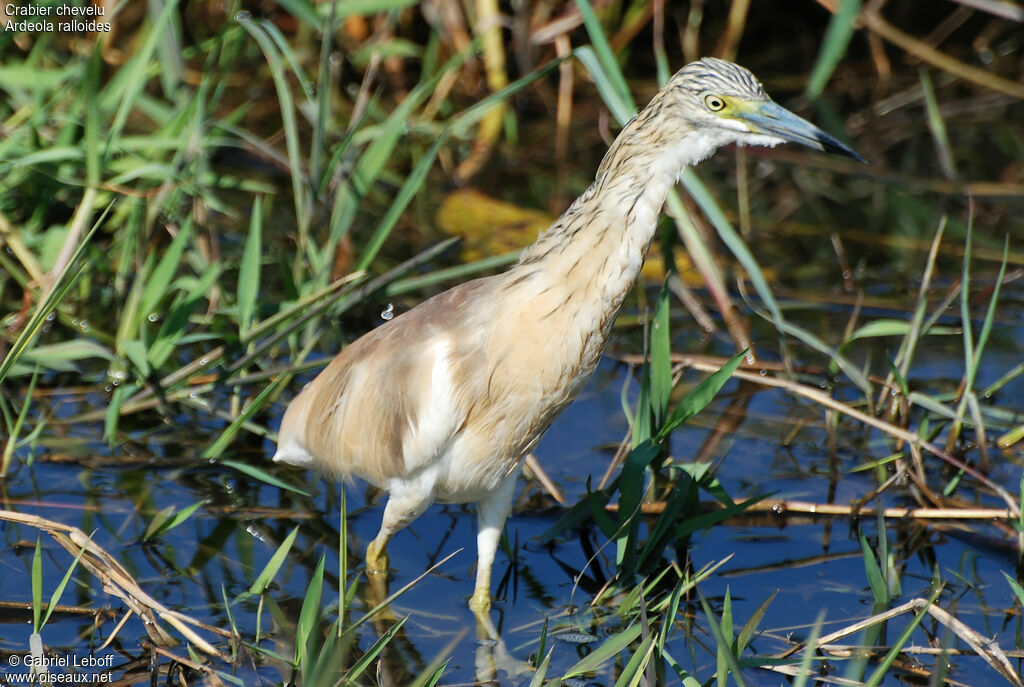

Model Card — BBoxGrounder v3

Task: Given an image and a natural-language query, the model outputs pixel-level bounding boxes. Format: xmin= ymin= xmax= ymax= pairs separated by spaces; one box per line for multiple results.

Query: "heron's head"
xmin=662 ymin=57 xmax=865 ymax=163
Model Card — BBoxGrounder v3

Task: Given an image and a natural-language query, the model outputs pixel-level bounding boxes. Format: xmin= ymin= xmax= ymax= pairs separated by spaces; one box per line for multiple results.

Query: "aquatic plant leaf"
xmin=656 ymin=349 xmax=746 ymax=441
xmin=221 ymin=458 xmax=314 ymax=498
xmin=136 ymin=219 xmax=192 ymax=331
xmin=649 ymin=282 xmax=672 ymax=428
xmin=143 ymin=500 xmax=204 ymax=542
xmin=807 ymin=0 xmax=862 ymax=98
xmin=237 ymin=196 xmax=263 ymax=337
xmin=238 ymin=525 xmax=299 ymax=600
xmin=616 ymin=439 xmax=661 ymax=575
xmin=860 ymin=531 xmax=888 ymax=605
xmin=562 ymin=623 xmax=642 ymax=679
xmin=296 ymin=553 xmax=325 ymax=670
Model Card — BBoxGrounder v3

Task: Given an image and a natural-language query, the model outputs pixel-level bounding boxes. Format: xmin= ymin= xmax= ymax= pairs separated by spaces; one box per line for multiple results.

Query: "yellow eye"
xmin=704 ymin=95 xmax=726 ymax=111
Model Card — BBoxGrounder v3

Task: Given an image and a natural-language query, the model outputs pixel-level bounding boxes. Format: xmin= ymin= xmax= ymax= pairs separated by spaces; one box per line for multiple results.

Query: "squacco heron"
xmin=274 ymin=57 xmax=862 ymax=614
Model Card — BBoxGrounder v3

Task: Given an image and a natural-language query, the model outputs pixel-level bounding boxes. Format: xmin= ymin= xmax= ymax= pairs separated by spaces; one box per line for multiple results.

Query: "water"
xmin=2 ymin=328 xmax=1021 ymax=684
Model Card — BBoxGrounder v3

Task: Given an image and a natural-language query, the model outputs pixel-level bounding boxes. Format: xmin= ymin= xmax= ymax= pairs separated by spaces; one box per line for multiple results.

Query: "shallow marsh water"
xmin=2 ymin=272 xmax=1022 ymax=685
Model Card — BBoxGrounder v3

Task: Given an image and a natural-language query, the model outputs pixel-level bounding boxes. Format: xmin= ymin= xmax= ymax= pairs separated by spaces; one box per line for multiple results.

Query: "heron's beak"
xmin=738 ymin=100 xmax=866 ymax=164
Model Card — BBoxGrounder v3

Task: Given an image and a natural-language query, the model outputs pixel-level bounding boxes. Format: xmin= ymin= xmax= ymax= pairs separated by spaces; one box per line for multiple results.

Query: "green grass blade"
xmin=0 ymin=204 xmax=102 ymax=383
xmin=770 ymin=314 xmax=873 ymax=393
xmin=220 ymin=458 xmax=314 ymax=498
xmin=338 ymin=490 xmax=348 ymax=625
xmin=791 ymin=611 xmax=825 ymax=687
xmin=295 ymin=553 xmax=325 ymax=669
xmin=859 ymin=530 xmax=888 ymax=605
xmin=960 ymin=216 xmax=975 ymax=389
xmin=147 ymin=264 xmax=222 ymax=369
xmin=1002 ymin=571 xmax=1024 ymax=605
xmin=226 ymin=240 xmax=456 ymax=378
xmin=613 ymin=634 xmax=655 ymax=687
xmin=260 ymin=18 xmax=315 ymax=111
xmin=239 ymin=17 xmax=308 ymax=236
xmin=1 ymin=368 xmax=40 ymax=474
xmin=326 ymin=38 xmax=477 ymax=268
xmin=203 ymin=375 xmax=285 ymax=459
xmin=534 ymin=616 xmax=549 ymax=675
xmin=864 ymin=586 xmax=941 ymax=687
xmin=806 ymin=0 xmax=861 ymax=99
xmin=573 ymin=46 xmax=635 ymax=126
xmin=920 ymin=68 xmax=957 ymax=179
xmin=41 ymin=531 xmax=94 ymax=629
xmin=737 ymin=590 xmax=776 ymax=653
xmin=238 ymin=525 xmax=300 ymax=600
xmin=83 ymin=48 xmax=101 ymax=186
xmin=355 ymin=134 xmax=447 ymax=271
xmin=409 ymin=661 xmax=450 ymax=687
xmin=104 ymin=0 xmax=181 ymax=154
xmin=407 ymin=627 xmax=464 ymax=687
xmin=894 ymin=217 xmax=946 ymax=379
xmin=716 ymin=588 xmax=734 ymax=687
xmin=563 ymin=623 xmax=642 ymax=679
xmin=297 ymin=0 xmax=417 ymax=24
xmin=574 ymin=0 xmax=634 ymax=115
xmin=905 ymin=392 xmax=970 ymax=425
xmin=385 ymin=250 xmax=520 ymax=296
xmin=137 ymin=219 xmax=192 ymax=329
xmin=663 ymin=648 xmax=703 ymax=685
xmin=529 ymin=648 xmax=553 ymax=687
xmin=697 ymin=587 xmax=747 ymax=687
xmin=448 ymin=56 xmax=566 ymax=135
xmin=237 ymin=195 xmax=263 ymax=337
xmin=345 ymin=616 xmax=408 ymax=680
xmin=636 ymin=474 xmax=694 ymax=570
xmin=142 ymin=507 xmax=175 ymax=542
xmin=656 ymin=349 xmax=746 ymax=441
xmin=309 ymin=2 xmax=337 ymax=185
xmin=616 ymin=439 xmax=661 ymax=575
xmin=32 ymin=537 xmax=42 ymax=632
xmin=143 ymin=500 xmax=204 ymax=541
xmin=674 ymin=491 xmax=765 ymax=540
xmin=650 ymin=282 xmax=672 ymax=427
xmin=846 ymin=318 xmax=957 ymax=342
xmin=972 ymin=235 xmax=1009 ymax=371
xmin=150 ymin=0 xmax=185 ymax=98
xmin=19 ymin=340 xmax=112 ymax=372
xmin=634 ymin=355 xmax=652 ymax=447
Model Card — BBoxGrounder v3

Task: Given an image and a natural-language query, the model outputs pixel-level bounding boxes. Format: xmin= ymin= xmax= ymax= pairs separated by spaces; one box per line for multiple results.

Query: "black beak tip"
xmin=819 ymin=133 xmax=867 ymax=165
xmin=834 ymin=144 xmax=868 ymax=165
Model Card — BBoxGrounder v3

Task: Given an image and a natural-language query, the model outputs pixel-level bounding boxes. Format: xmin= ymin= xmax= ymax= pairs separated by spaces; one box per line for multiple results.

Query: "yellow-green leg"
xmin=469 ymin=471 xmax=518 ymax=617
xmin=365 ymin=537 xmax=389 ymax=576
xmin=364 ymin=482 xmax=434 ymax=576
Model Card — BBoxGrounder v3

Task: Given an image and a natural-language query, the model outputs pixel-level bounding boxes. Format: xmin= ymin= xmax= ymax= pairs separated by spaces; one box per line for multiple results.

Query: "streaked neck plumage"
xmin=509 ymin=91 xmax=725 ymax=366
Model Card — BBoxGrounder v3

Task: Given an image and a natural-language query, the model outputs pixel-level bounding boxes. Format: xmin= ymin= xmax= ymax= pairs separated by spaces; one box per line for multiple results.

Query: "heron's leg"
xmin=364 ymin=538 xmax=389 ymax=576
xmin=366 ymin=479 xmax=434 ymax=575
xmin=469 ymin=468 xmax=519 ymax=615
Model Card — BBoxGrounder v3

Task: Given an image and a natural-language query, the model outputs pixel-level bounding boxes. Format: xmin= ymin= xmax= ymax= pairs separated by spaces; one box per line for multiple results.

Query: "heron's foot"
xmin=468 ymin=587 xmax=492 ymax=617
xmin=365 ymin=540 xmax=389 ymax=576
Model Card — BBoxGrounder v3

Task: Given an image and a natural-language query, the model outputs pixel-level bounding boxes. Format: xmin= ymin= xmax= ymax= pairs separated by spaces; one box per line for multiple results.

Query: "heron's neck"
xmin=501 ymin=122 xmax=716 ymax=377
xmin=515 ymin=122 xmax=713 ymax=305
